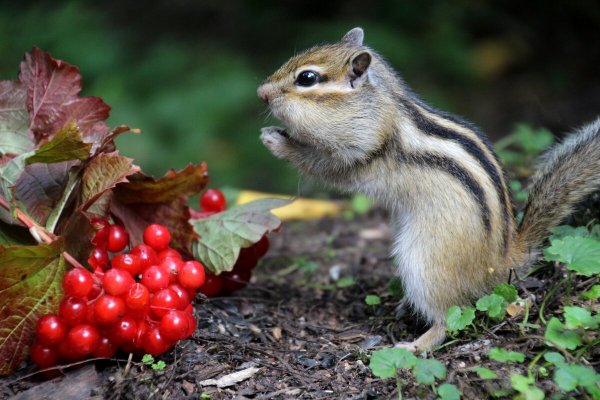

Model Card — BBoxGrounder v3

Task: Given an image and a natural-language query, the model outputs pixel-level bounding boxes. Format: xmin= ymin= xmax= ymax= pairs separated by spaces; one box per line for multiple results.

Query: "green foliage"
xmin=369 ymin=348 xmax=417 ymax=379
xmin=446 ymin=306 xmax=475 ymax=334
xmin=580 ymin=284 xmax=600 ymax=299
xmin=413 ymin=358 xmax=447 ymax=385
xmin=476 ymin=294 xmax=507 ymax=320
xmin=496 ymin=124 xmax=554 ymax=167
xmin=509 ymin=180 xmax=528 ymax=202
xmin=544 ymin=236 xmax=600 ymax=276
xmin=472 ymin=367 xmax=497 ymax=380
xmin=142 ymin=354 xmax=166 ymax=370
xmin=488 ymin=347 xmax=525 ymax=363
xmin=563 ymin=306 xmax=598 ymax=330
xmin=510 ymin=374 xmax=544 ymax=400
xmin=437 ymin=383 xmax=460 ymax=400
xmin=544 ymin=317 xmax=582 ymax=350
xmin=336 ymin=277 xmax=355 ymax=288
xmin=550 ymin=225 xmax=592 ymax=241
xmin=365 ymin=295 xmax=381 ymax=306
xmin=493 ymin=283 xmax=518 ymax=303
xmin=351 ymin=194 xmax=372 ymax=214
xmin=387 ymin=277 xmax=404 ymax=300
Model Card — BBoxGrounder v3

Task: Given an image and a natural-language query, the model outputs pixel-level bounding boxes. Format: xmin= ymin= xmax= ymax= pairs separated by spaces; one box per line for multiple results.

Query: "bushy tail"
xmin=518 ymin=117 xmax=600 ymax=248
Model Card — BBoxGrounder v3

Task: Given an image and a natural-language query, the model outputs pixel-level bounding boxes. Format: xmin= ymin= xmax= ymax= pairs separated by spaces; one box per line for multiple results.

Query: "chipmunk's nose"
xmin=257 ymin=86 xmax=270 ymax=104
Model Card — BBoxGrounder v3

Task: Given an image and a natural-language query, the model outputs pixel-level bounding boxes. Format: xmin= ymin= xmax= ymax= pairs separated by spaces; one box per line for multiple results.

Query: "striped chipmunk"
xmin=257 ymin=27 xmax=600 ymax=352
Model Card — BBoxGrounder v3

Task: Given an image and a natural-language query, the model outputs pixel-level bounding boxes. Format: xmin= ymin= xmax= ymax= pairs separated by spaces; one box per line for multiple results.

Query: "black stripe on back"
xmin=401 ymin=151 xmax=492 ymax=232
xmin=398 ymin=97 xmax=510 ymax=251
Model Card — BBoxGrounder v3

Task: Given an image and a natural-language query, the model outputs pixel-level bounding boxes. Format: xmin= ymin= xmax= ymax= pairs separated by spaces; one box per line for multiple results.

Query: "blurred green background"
xmin=1 ymin=1 xmax=598 ymax=196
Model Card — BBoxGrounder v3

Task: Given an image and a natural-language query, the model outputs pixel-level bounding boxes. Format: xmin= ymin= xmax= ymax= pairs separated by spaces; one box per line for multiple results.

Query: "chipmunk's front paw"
xmin=260 ymin=126 xmax=290 ymax=159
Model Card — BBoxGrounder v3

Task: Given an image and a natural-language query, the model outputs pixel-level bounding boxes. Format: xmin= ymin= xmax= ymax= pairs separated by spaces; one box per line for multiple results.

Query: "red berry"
xmin=59 ymin=296 xmax=88 ymax=327
xmin=142 ymin=326 xmax=172 ymax=356
xmin=111 ymin=253 xmax=142 ymax=276
xmin=94 ymin=294 xmax=126 ymax=325
xmin=62 ymin=268 xmax=94 ymax=298
xmin=87 ymin=280 xmax=103 ymax=301
xmin=112 ymin=316 xmax=137 ymax=345
xmin=160 ymin=257 xmax=184 ymax=284
xmin=168 ymin=283 xmax=192 ymax=309
xmin=157 ymin=248 xmax=182 ymax=262
xmin=222 ymin=269 xmax=251 ymax=292
xmin=107 ymin=225 xmax=129 ymax=252
xmin=67 ymin=324 xmax=100 ymax=356
xmin=234 ymin=247 xmax=259 ymax=272
xmin=254 ymin=235 xmax=270 ymax=258
xmin=130 ymin=244 xmax=158 ymax=270
xmin=159 ymin=310 xmax=189 ymax=341
xmin=150 ymin=288 xmax=180 ymax=319
xmin=57 ymin=338 xmax=83 ymax=362
xmin=88 ymin=247 xmax=109 ymax=270
xmin=143 ymin=224 xmax=172 ymax=251
xmin=35 ymin=314 xmax=67 ymax=345
xmin=90 ymin=217 xmax=110 ymax=248
xmin=125 ymin=283 xmax=150 ymax=311
xmin=199 ymin=273 xmax=223 ymax=297
xmin=103 ymin=268 xmax=134 ymax=296
xmin=92 ymin=336 xmax=118 ymax=358
xmin=30 ymin=341 xmax=58 ymax=369
xmin=141 ymin=265 xmax=170 ymax=292
xmin=200 ymin=188 xmax=226 ymax=212
xmin=178 ymin=261 xmax=205 ymax=290
xmin=184 ymin=312 xmax=197 ymax=339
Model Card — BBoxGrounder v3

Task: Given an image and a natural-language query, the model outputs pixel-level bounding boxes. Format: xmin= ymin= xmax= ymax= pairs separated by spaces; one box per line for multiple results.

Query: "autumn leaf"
xmin=0 ymin=81 xmax=32 ymax=156
xmin=190 ymin=198 xmax=288 ymax=273
xmin=0 ymin=239 xmax=66 ymax=375
xmin=25 ymin=123 xmax=91 ymax=164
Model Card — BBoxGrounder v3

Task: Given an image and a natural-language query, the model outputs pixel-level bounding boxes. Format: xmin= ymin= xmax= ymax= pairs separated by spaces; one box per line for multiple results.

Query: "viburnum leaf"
xmin=19 ymin=47 xmax=111 ymax=141
xmin=0 ymin=81 xmax=32 ymax=156
xmin=45 ymin=165 xmax=81 ymax=233
xmin=80 ymin=152 xmax=139 ymax=210
xmin=0 ymin=153 xmax=31 ymax=225
xmin=0 ymin=239 xmax=66 ymax=375
xmin=544 ymin=236 xmax=600 ymax=276
xmin=25 ymin=123 xmax=91 ymax=164
xmin=0 ymin=222 xmax=35 ymax=246
xmin=114 ymin=163 xmax=208 ymax=204
xmin=190 ymin=198 xmax=288 ymax=273
xmin=13 ymin=161 xmax=78 ymax=226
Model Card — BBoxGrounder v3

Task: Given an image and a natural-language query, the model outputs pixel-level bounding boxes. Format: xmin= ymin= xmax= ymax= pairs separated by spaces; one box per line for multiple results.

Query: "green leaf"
xmin=544 ymin=236 xmax=600 ymax=276
xmin=25 ymin=123 xmax=91 ymax=164
xmin=513 ymin=124 xmax=554 ymax=154
xmin=369 ymin=347 xmax=417 ymax=379
xmin=0 ymin=239 xmax=66 ymax=375
xmin=446 ymin=306 xmax=475 ymax=333
xmin=581 ymin=285 xmax=600 ymax=300
xmin=543 ymin=352 xmax=566 ymax=367
xmin=493 ymin=283 xmax=518 ymax=303
xmin=544 ymin=317 xmax=582 ymax=350
xmin=365 ymin=295 xmax=381 ymax=306
xmin=142 ymin=354 xmax=154 ymax=364
xmin=510 ymin=374 xmax=544 ymax=400
xmin=0 ymin=81 xmax=33 ymax=156
xmin=553 ymin=364 xmax=600 ymax=392
xmin=563 ymin=306 xmax=598 ymax=330
xmin=350 ymin=194 xmax=371 ymax=214
xmin=488 ymin=347 xmax=525 ymax=363
xmin=152 ymin=360 xmax=166 ymax=370
xmin=472 ymin=367 xmax=497 ymax=380
xmin=476 ymin=293 xmax=507 ymax=320
xmin=387 ymin=276 xmax=404 ymax=300
xmin=438 ymin=383 xmax=461 ymax=400
xmin=413 ymin=358 xmax=447 ymax=385
xmin=550 ymin=225 xmax=590 ymax=241
xmin=336 ymin=277 xmax=355 ymax=288
xmin=190 ymin=199 xmax=288 ymax=273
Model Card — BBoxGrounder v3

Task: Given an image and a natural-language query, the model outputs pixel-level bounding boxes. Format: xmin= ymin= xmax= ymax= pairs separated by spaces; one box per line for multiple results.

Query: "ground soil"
xmin=1 ymin=210 xmax=598 ymax=399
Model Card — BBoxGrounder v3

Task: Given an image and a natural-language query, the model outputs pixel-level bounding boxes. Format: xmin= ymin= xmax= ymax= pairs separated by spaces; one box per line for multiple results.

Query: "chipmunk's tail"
xmin=517 ymin=117 xmax=600 ymax=249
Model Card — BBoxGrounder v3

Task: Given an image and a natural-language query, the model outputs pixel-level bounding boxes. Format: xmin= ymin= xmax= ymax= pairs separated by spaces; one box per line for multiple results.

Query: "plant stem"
xmin=396 ymin=376 xmax=403 ymax=400
xmin=527 ymin=350 xmax=546 ymax=377
xmin=539 ymin=278 xmax=568 ymax=325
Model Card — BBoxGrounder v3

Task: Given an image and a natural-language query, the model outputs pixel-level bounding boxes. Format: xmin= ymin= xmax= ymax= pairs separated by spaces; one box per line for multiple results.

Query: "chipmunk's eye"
xmin=295 ymin=70 xmax=320 ymax=87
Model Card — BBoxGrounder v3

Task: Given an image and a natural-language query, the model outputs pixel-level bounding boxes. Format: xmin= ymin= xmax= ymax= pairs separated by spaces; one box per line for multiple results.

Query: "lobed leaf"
xmin=0 ymin=81 xmax=32 ymax=156
xmin=580 ymin=285 xmax=600 ymax=300
xmin=438 ymin=383 xmax=461 ymax=400
xmin=446 ymin=305 xmax=475 ymax=334
xmin=544 ymin=236 xmax=600 ymax=276
xmin=476 ymin=293 xmax=507 ymax=320
xmin=369 ymin=347 xmax=417 ymax=378
xmin=0 ymin=239 xmax=66 ymax=375
xmin=25 ymin=123 xmax=91 ymax=164
xmin=413 ymin=358 xmax=446 ymax=385
xmin=190 ymin=199 xmax=288 ymax=273
xmin=510 ymin=374 xmax=544 ymax=400
xmin=493 ymin=283 xmax=518 ymax=303
xmin=544 ymin=317 xmax=582 ymax=350
xmin=563 ymin=306 xmax=597 ymax=330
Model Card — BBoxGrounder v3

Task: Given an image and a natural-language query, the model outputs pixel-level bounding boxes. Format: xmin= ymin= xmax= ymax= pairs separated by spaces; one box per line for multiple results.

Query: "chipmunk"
xmin=257 ymin=27 xmax=600 ymax=352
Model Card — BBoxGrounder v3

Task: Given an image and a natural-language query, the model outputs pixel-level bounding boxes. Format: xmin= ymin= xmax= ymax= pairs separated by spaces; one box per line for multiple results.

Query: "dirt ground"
xmin=1 ymin=209 xmax=598 ymax=399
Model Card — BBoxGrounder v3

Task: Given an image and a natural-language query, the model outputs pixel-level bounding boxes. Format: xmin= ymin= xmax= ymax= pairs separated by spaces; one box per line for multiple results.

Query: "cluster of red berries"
xmin=190 ymin=189 xmax=270 ymax=297
xmin=30 ymin=223 xmax=205 ymax=372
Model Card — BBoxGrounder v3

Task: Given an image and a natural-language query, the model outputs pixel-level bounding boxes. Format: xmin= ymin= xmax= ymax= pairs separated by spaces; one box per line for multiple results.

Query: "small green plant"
xmin=476 ymin=294 xmax=507 ymax=320
xmin=472 ymin=367 xmax=497 ymax=380
xmin=388 ymin=277 xmax=404 ymax=300
xmin=446 ymin=306 xmax=475 ymax=334
xmin=141 ymin=354 xmax=166 ymax=370
xmin=365 ymin=294 xmax=382 ymax=306
xmin=510 ymin=374 xmax=544 ymax=400
xmin=488 ymin=347 xmax=525 ymax=363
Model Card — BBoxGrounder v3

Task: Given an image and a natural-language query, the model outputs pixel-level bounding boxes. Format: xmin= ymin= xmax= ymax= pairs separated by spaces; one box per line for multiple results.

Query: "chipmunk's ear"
xmin=341 ymin=27 xmax=364 ymax=46
xmin=348 ymin=51 xmax=371 ymax=88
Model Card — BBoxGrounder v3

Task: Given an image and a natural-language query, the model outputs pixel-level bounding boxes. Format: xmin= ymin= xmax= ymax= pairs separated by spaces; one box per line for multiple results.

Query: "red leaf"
xmin=0 ymin=81 xmax=33 ymax=156
xmin=18 ymin=47 xmax=110 ymax=140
